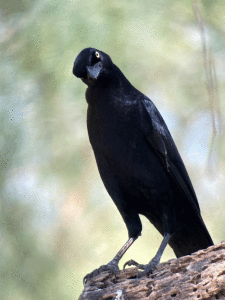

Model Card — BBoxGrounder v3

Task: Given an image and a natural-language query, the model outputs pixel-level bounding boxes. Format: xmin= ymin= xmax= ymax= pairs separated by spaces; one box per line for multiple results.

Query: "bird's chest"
xmin=87 ymin=99 xmax=139 ymax=162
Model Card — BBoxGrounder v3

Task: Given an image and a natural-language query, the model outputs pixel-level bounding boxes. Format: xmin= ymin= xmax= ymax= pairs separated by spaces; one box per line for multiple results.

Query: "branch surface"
xmin=79 ymin=241 xmax=225 ymax=300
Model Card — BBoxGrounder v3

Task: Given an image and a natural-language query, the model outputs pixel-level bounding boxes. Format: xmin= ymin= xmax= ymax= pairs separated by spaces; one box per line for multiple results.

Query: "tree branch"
xmin=79 ymin=241 xmax=225 ymax=300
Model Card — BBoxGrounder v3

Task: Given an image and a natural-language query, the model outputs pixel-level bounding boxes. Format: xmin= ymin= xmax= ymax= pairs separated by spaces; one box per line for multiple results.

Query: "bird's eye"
xmin=95 ymin=51 xmax=100 ymax=58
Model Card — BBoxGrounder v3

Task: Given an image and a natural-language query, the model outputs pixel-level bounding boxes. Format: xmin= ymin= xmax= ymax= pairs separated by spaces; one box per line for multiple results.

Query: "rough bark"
xmin=79 ymin=241 xmax=225 ymax=300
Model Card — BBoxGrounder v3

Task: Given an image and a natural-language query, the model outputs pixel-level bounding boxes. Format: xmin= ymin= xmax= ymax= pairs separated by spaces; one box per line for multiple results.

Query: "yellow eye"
xmin=95 ymin=51 xmax=100 ymax=58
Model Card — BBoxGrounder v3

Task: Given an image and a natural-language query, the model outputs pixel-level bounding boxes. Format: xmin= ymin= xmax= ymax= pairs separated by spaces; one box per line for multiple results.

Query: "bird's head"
xmin=73 ymin=47 xmax=113 ymax=86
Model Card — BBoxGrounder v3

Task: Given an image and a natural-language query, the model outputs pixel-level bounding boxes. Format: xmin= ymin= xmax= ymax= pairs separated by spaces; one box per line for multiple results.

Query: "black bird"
xmin=73 ymin=47 xmax=213 ymax=282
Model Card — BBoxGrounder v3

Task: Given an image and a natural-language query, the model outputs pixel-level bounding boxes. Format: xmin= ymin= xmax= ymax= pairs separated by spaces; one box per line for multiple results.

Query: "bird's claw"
xmin=123 ymin=259 xmax=145 ymax=270
xmin=83 ymin=260 xmax=119 ymax=285
xmin=123 ymin=258 xmax=158 ymax=278
xmin=137 ymin=261 xmax=157 ymax=278
xmin=145 ymin=257 xmax=158 ymax=273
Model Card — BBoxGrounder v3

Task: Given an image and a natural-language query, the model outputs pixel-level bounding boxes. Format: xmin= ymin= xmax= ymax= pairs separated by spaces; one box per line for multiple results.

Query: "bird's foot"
xmin=123 ymin=256 xmax=158 ymax=278
xmin=123 ymin=259 xmax=145 ymax=270
xmin=83 ymin=259 xmax=119 ymax=285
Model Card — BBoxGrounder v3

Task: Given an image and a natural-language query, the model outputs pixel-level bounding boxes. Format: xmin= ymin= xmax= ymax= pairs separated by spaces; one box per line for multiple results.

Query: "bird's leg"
xmin=83 ymin=237 xmax=136 ymax=284
xmin=124 ymin=232 xmax=171 ymax=277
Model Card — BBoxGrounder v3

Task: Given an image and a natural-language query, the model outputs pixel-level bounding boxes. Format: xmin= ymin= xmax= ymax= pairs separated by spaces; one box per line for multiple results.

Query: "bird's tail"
xmin=169 ymin=213 xmax=213 ymax=258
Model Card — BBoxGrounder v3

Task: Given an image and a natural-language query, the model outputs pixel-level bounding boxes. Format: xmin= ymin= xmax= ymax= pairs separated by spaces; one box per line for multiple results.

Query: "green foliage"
xmin=1 ymin=0 xmax=225 ymax=298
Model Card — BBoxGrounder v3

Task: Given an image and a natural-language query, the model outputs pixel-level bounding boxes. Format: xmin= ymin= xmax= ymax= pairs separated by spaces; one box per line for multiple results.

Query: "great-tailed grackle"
xmin=73 ymin=47 xmax=213 ymax=282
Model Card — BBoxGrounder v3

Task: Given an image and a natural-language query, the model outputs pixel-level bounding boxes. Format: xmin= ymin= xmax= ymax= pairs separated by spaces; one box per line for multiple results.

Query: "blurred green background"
xmin=1 ymin=0 xmax=225 ymax=299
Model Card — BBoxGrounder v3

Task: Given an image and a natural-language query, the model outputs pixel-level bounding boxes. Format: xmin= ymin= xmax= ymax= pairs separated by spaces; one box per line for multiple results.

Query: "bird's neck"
xmin=86 ymin=65 xmax=135 ymax=106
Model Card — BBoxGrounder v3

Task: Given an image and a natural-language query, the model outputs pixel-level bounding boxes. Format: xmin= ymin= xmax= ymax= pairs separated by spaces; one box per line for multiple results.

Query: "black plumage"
xmin=73 ymin=47 xmax=213 ymax=281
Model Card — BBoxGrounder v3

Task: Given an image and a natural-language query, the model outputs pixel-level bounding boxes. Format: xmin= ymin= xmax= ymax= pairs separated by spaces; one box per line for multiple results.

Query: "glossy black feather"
xmin=73 ymin=47 xmax=213 ymax=263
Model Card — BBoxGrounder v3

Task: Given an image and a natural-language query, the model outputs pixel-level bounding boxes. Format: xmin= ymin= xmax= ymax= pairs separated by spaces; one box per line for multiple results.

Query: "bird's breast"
xmin=87 ymin=100 xmax=139 ymax=155
xmin=87 ymin=101 xmax=155 ymax=181
xmin=86 ymin=96 xmax=172 ymax=196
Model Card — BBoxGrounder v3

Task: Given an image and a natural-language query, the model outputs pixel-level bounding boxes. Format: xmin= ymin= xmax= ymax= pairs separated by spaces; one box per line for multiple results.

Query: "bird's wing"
xmin=139 ymin=97 xmax=201 ymax=215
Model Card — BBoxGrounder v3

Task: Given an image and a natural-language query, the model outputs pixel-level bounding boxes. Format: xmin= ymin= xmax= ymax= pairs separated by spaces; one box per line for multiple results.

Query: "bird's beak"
xmin=86 ymin=64 xmax=102 ymax=80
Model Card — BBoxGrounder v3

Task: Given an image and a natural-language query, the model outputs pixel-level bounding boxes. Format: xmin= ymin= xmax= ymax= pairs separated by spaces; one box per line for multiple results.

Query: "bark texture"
xmin=79 ymin=241 xmax=225 ymax=300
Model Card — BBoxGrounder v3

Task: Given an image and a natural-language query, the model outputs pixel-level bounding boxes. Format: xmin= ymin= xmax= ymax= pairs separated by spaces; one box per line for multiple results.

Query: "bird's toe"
xmin=83 ymin=261 xmax=119 ymax=285
xmin=123 ymin=259 xmax=145 ymax=270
